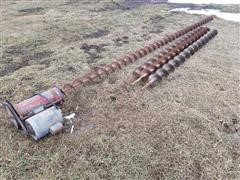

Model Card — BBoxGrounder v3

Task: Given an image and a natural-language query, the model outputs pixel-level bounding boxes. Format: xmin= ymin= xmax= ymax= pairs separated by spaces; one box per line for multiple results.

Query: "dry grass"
xmin=0 ymin=0 xmax=240 ymax=179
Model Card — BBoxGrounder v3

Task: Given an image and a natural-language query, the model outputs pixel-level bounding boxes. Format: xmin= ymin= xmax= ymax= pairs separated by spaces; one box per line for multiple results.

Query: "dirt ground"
xmin=0 ymin=0 xmax=240 ymax=179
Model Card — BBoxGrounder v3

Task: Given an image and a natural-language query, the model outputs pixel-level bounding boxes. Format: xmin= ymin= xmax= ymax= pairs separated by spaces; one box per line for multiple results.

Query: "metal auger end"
xmin=131 ymin=75 xmax=146 ymax=85
xmin=142 ymin=79 xmax=157 ymax=90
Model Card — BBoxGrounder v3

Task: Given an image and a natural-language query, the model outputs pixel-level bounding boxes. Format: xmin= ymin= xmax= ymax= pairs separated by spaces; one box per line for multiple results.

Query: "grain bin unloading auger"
xmin=2 ymin=16 xmax=217 ymax=140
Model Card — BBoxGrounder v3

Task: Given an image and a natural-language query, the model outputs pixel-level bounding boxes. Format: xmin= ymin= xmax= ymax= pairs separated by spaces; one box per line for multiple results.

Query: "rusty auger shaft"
xmin=131 ymin=26 xmax=210 ymax=85
xmin=143 ymin=29 xmax=218 ymax=89
xmin=62 ymin=16 xmax=214 ymax=92
xmin=2 ymin=15 xmax=217 ymax=140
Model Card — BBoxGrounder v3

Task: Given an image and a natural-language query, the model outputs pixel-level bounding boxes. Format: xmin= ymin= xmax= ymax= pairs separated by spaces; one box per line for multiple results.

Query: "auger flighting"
xmin=62 ymin=16 xmax=214 ymax=92
xmin=131 ymin=27 xmax=210 ymax=85
xmin=2 ymin=16 xmax=216 ymax=140
xmin=142 ymin=29 xmax=218 ymax=89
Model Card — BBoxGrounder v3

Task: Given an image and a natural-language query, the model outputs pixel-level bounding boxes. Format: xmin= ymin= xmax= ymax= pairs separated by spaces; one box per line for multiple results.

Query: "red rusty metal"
xmin=2 ymin=16 xmax=216 ymax=140
xmin=142 ymin=29 xmax=218 ymax=89
xmin=62 ymin=16 xmax=214 ymax=92
xmin=131 ymin=27 xmax=209 ymax=85
xmin=14 ymin=87 xmax=64 ymax=120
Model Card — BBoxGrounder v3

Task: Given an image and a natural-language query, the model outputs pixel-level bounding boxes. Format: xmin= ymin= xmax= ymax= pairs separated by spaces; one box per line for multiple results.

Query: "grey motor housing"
xmin=25 ymin=106 xmax=64 ymax=140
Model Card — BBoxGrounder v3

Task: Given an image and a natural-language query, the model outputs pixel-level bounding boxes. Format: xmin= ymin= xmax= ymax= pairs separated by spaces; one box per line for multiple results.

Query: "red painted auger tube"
xmin=14 ymin=87 xmax=64 ymax=120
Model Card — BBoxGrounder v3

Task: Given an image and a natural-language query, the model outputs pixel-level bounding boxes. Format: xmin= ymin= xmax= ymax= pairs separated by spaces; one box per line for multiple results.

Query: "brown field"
xmin=0 ymin=0 xmax=240 ymax=179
